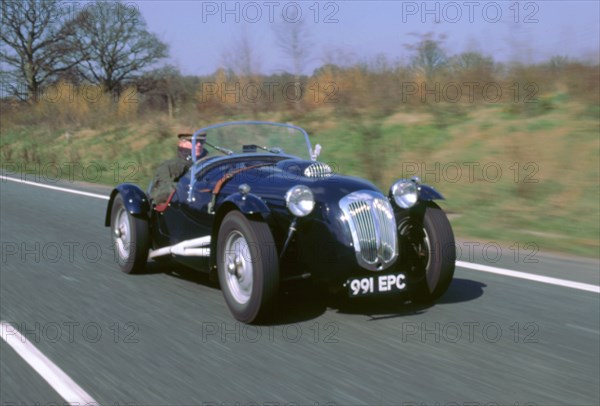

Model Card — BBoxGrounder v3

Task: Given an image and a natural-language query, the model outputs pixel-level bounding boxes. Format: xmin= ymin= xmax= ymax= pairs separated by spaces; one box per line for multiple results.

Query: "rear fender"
xmin=104 ymin=183 xmax=150 ymax=226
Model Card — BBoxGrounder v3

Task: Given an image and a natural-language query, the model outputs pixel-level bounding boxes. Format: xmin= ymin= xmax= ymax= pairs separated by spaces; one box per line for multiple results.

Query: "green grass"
xmin=526 ymin=119 xmax=559 ymax=132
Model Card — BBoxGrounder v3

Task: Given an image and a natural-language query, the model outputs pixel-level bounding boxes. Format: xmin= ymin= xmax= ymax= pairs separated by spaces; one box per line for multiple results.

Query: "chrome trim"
xmin=339 ymin=190 xmax=398 ymax=271
xmin=304 ymin=162 xmax=333 ymax=178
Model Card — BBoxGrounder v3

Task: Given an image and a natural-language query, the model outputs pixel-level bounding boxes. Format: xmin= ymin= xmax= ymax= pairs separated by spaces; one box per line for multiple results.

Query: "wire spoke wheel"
xmin=114 ymin=207 xmax=132 ymax=261
xmin=109 ymin=194 xmax=150 ymax=274
xmin=223 ymin=231 xmax=254 ymax=304
xmin=399 ymin=219 xmax=431 ymax=273
xmin=217 ymin=211 xmax=279 ymax=323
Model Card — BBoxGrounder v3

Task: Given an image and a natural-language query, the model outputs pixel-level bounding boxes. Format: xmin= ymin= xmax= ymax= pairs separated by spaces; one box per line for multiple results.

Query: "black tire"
xmin=110 ymin=194 xmax=150 ymax=274
xmin=407 ymin=202 xmax=456 ymax=303
xmin=217 ymin=211 xmax=279 ymax=323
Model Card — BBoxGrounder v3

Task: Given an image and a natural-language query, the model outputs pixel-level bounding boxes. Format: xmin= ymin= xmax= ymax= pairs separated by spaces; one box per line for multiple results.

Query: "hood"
xmin=227 ymin=158 xmax=384 ymax=203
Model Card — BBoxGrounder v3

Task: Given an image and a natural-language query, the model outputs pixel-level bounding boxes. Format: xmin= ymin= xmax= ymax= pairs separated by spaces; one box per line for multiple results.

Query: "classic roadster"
xmin=105 ymin=121 xmax=456 ymax=323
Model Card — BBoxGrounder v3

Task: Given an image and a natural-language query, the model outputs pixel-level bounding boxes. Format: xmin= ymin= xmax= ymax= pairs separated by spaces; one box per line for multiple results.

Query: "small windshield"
xmin=192 ymin=121 xmax=313 ymax=162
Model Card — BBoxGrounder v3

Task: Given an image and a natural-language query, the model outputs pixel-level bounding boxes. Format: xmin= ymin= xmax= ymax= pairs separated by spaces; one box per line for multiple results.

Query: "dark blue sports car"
xmin=105 ymin=121 xmax=456 ymax=323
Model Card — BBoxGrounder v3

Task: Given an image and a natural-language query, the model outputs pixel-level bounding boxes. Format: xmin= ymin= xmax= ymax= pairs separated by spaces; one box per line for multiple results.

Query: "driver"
xmin=149 ymin=133 xmax=207 ymax=205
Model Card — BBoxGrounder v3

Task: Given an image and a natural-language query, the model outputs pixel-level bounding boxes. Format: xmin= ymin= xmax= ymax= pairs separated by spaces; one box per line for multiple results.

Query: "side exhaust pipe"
xmin=149 ymin=236 xmax=211 ymax=259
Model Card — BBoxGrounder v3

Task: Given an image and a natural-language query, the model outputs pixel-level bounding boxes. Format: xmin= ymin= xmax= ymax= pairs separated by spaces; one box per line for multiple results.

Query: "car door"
xmin=155 ymin=170 xmax=212 ymax=244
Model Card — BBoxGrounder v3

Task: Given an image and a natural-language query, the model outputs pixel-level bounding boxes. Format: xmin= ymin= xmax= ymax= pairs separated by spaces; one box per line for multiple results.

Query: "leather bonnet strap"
xmin=212 ymin=163 xmax=272 ymax=196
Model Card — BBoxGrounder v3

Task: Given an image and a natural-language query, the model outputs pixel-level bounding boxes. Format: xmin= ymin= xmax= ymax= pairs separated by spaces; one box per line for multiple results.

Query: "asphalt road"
xmin=1 ymin=176 xmax=599 ymax=406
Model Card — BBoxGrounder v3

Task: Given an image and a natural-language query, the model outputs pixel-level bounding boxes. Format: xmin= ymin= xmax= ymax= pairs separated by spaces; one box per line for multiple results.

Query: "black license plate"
xmin=347 ymin=273 xmax=407 ymax=297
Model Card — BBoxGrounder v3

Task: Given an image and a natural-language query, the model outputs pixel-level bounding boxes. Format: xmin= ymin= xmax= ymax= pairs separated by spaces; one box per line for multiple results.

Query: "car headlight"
xmin=285 ymin=185 xmax=315 ymax=217
xmin=390 ymin=180 xmax=418 ymax=209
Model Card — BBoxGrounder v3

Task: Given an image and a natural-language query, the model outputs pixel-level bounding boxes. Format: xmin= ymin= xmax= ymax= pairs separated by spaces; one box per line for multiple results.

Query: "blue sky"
xmin=136 ymin=1 xmax=600 ymax=75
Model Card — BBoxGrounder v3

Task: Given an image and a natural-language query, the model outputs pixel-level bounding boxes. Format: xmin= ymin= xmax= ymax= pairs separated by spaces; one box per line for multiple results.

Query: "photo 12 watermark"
xmin=421 ymin=241 xmax=540 ymax=265
xmin=401 ymin=1 xmax=540 ymax=24
xmin=199 ymin=403 xmax=337 ymax=406
xmin=0 ymin=80 xmax=138 ymax=104
xmin=1 ymin=1 xmax=141 ymax=25
xmin=200 ymin=321 xmax=340 ymax=343
xmin=455 ymin=241 xmax=539 ymax=264
xmin=1 ymin=161 xmax=141 ymax=184
xmin=400 ymin=161 xmax=540 ymax=184
xmin=200 ymin=1 xmax=340 ymax=23
xmin=0 ymin=239 xmax=539 ymax=266
xmin=399 ymin=82 xmax=539 ymax=104
xmin=400 ymin=321 xmax=540 ymax=344
xmin=1 ymin=321 xmax=140 ymax=344
xmin=399 ymin=402 xmax=538 ymax=406
xmin=1 ymin=240 xmax=142 ymax=265
xmin=198 ymin=81 xmax=339 ymax=104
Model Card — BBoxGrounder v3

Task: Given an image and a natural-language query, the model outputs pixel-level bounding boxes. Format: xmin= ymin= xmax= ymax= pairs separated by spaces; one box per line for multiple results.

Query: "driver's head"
xmin=177 ymin=133 xmax=206 ymax=160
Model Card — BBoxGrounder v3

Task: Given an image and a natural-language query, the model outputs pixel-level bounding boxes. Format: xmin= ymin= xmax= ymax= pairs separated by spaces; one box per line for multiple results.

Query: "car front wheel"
xmin=217 ymin=211 xmax=279 ymax=323
xmin=401 ymin=202 xmax=456 ymax=303
xmin=110 ymin=194 xmax=150 ymax=274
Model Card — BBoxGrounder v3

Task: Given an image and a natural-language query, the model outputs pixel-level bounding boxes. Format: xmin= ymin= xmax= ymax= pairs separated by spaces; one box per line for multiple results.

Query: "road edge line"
xmin=456 ymin=260 xmax=600 ymax=293
xmin=1 ymin=175 xmax=109 ymax=200
xmin=0 ymin=321 xmax=98 ymax=404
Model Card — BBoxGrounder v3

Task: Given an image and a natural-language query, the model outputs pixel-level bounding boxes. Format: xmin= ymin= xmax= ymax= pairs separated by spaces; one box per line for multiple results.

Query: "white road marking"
xmin=457 ymin=261 xmax=600 ymax=293
xmin=0 ymin=321 xmax=98 ymax=405
xmin=3 ymin=174 xmax=598 ymax=294
xmin=565 ymin=324 xmax=600 ymax=335
xmin=0 ymin=175 xmax=109 ymax=200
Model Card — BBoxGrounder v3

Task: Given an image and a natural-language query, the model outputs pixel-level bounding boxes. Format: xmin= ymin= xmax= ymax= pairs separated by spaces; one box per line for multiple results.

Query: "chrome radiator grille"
xmin=304 ymin=162 xmax=333 ymax=178
xmin=340 ymin=190 xmax=398 ymax=271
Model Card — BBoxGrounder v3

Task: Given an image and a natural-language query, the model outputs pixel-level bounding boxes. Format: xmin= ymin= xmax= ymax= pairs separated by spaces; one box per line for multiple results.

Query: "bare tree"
xmin=449 ymin=52 xmax=494 ymax=72
xmin=0 ymin=0 xmax=82 ymax=101
xmin=137 ymin=65 xmax=185 ymax=119
xmin=220 ymin=28 xmax=263 ymax=116
xmin=405 ymin=33 xmax=448 ymax=80
xmin=222 ymin=27 xmax=261 ymax=78
xmin=273 ymin=18 xmax=314 ymax=77
xmin=71 ymin=0 xmax=168 ymax=93
xmin=272 ymin=18 xmax=314 ymax=112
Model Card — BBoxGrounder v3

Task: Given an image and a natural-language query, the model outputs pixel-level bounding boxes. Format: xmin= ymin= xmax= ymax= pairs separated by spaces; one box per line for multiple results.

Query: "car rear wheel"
xmin=402 ymin=202 xmax=456 ymax=303
xmin=217 ymin=211 xmax=279 ymax=323
xmin=110 ymin=194 xmax=150 ymax=274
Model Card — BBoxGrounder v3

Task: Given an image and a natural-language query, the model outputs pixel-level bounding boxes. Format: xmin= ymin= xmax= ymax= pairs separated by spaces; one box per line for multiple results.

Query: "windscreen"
xmin=196 ymin=122 xmax=312 ymax=161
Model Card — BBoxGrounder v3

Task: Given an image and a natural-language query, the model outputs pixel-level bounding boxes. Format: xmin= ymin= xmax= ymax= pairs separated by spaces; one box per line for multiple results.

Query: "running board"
xmin=149 ymin=236 xmax=211 ymax=259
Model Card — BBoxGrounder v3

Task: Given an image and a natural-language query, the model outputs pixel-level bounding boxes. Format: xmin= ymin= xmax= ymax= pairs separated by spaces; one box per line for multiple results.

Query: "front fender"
xmin=418 ymin=184 xmax=445 ymax=201
xmin=104 ymin=183 xmax=150 ymax=226
xmin=222 ymin=192 xmax=270 ymax=215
